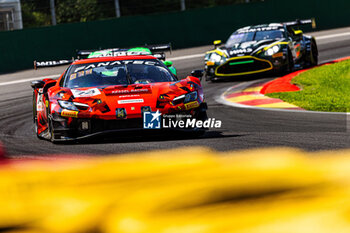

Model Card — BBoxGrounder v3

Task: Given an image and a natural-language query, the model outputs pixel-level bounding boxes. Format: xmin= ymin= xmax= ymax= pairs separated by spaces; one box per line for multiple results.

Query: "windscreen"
xmin=254 ymin=30 xmax=284 ymax=41
xmin=226 ymin=29 xmax=284 ymax=47
xmin=64 ymin=59 xmax=176 ymax=88
xmin=226 ymin=32 xmax=255 ymax=47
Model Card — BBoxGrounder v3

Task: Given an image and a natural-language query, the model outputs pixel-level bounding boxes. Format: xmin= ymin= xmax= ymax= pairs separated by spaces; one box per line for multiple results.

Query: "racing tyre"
xmin=196 ymin=110 xmax=208 ymax=122
xmin=190 ymin=129 xmax=206 ymax=137
xmin=309 ymin=41 xmax=318 ymax=67
xmin=48 ymin=117 xmax=59 ymax=143
xmin=33 ymin=93 xmax=43 ymax=139
xmin=45 ymin=96 xmax=58 ymax=143
xmin=192 ymin=110 xmax=208 ymax=137
xmin=205 ymin=75 xmax=216 ymax=82
xmin=285 ymin=49 xmax=294 ymax=74
xmin=32 ymin=92 xmax=36 ymax=123
xmin=34 ymin=117 xmax=43 ymax=139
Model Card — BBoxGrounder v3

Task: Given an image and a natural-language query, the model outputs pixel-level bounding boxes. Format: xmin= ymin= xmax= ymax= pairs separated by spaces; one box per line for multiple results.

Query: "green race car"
xmin=204 ymin=19 xmax=318 ymax=81
xmin=34 ymin=44 xmax=177 ymax=76
xmin=77 ymin=44 xmax=177 ymax=76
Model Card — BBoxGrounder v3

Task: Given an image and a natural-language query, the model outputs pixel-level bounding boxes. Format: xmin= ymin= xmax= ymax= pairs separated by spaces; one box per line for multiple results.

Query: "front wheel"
xmin=33 ymin=93 xmax=44 ymax=139
xmin=205 ymin=74 xmax=213 ymax=82
xmin=48 ymin=116 xmax=59 ymax=143
xmin=206 ymin=76 xmax=221 ymax=83
xmin=193 ymin=110 xmax=208 ymax=137
xmin=285 ymin=49 xmax=294 ymax=74
xmin=34 ymin=117 xmax=43 ymax=139
xmin=45 ymin=96 xmax=58 ymax=143
xmin=308 ymin=41 xmax=318 ymax=67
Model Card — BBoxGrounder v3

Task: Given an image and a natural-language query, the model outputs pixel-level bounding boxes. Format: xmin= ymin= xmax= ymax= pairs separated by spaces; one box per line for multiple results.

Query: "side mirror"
xmin=213 ymin=40 xmax=222 ymax=48
xmin=293 ymin=30 xmax=303 ymax=37
xmin=191 ymin=70 xmax=204 ymax=80
xmin=164 ymin=60 xmax=177 ymax=75
xmin=163 ymin=60 xmax=173 ymax=67
xmin=31 ymin=80 xmax=45 ymax=89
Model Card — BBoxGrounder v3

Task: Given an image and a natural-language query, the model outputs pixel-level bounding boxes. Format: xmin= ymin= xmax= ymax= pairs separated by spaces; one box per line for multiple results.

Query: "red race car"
xmin=31 ymin=55 xmax=208 ymax=142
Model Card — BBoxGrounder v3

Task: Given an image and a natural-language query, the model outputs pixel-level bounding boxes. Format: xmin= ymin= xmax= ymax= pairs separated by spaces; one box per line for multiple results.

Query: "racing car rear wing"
xmin=76 ymin=49 xmax=102 ymax=57
xmin=76 ymin=43 xmax=172 ymax=59
xmin=33 ymin=59 xmax=74 ymax=70
xmin=284 ymin=18 xmax=317 ymax=29
xmin=146 ymin=43 xmax=172 ymax=54
xmin=77 ymin=50 xmax=167 ymax=60
xmin=146 ymin=43 xmax=172 ymax=61
xmin=33 ymin=43 xmax=172 ymax=69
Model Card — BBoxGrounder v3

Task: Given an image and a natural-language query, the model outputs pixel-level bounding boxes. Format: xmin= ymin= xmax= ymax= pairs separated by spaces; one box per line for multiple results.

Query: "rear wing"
xmin=33 ymin=59 xmax=74 ymax=70
xmin=33 ymin=43 xmax=172 ymax=69
xmin=146 ymin=43 xmax=172 ymax=54
xmin=76 ymin=48 xmax=121 ymax=59
xmin=76 ymin=43 xmax=172 ymax=59
xmin=284 ymin=18 xmax=317 ymax=29
xmin=146 ymin=43 xmax=171 ymax=61
xmin=78 ymin=49 xmax=167 ymax=60
xmin=76 ymin=49 xmax=99 ymax=58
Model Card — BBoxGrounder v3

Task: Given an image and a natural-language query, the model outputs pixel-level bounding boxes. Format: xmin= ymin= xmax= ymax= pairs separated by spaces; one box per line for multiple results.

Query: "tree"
xmin=21 ymin=1 xmax=51 ymax=28
xmin=20 ymin=0 xmax=264 ymax=28
xmin=56 ymin=0 xmax=102 ymax=24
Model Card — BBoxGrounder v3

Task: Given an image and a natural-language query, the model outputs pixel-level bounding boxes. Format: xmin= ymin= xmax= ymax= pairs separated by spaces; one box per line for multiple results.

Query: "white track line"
xmin=0 ymin=55 xmax=204 ymax=87
xmin=0 ymin=30 xmax=349 ymax=87
xmin=0 ymin=74 xmax=60 ymax=87
xmin=217 ymin=93 xmax=348 ymax=115
xmin=216 ymin=69 xmax=349 ymax=114
xmin=316 ymin=32 xmax=350 ymax=40
xmin=168 ymin=54 xmax=203 ymax=61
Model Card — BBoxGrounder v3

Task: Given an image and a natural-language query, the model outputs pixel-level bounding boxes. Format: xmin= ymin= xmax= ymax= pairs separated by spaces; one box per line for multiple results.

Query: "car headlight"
xmin=265 ymin=45 xmax=280 ymax=56
xmin=58 ymin=100 xmax=78 ymax=111
xmin=210 ymin=53 xmax=222 ymax=63
xmin=219 ymin=56 xmax=227 ymax=64
xmin=184 ymin=91 xmax=198 ymax=103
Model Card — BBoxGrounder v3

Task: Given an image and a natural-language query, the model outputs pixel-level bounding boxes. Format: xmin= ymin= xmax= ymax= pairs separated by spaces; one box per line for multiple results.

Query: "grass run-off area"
xmin=266 ymin=59 xmax=350 ymax=112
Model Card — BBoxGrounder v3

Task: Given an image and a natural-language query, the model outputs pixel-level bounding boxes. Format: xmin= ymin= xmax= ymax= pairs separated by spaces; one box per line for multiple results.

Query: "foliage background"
xmin=21 ymin=0 xmax=264 ymax=28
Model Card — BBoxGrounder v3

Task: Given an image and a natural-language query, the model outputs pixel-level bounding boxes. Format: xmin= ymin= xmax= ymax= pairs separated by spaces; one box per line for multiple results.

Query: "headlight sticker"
xmin=71 ymin=88 xmax=101 ymax=98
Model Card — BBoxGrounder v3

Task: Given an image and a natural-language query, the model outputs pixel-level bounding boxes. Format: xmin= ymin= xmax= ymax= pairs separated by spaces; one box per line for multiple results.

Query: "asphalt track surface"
xmin=0 ymin=27 xmax=349 ymax=157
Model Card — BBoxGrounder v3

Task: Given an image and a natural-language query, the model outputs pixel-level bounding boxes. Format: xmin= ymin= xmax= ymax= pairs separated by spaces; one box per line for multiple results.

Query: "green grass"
xmin=266 ymin=59 xmax=350 ymax=112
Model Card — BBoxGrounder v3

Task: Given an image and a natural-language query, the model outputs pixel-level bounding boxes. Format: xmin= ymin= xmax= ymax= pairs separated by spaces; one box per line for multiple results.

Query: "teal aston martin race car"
xmin=204 ymin=19 xmax=318 ymax=81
